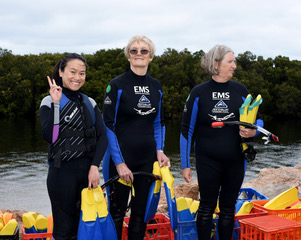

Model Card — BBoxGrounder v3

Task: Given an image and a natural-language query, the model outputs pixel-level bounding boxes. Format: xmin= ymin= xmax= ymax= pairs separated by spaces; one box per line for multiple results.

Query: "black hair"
xmin=52 ymin=53 xmax=87 ymax=87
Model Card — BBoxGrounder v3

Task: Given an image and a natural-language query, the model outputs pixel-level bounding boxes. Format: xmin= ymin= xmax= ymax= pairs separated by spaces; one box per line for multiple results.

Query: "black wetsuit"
xmin=102 ymin=69 xmax=165 ymax=240
xmin=39 ymin=87 xmax=107 ymax=240
xmin=180 ymin=79 xmax=261 ymax=240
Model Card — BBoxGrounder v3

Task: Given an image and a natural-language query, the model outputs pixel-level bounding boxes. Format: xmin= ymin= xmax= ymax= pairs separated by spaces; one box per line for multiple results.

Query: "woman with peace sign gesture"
xmin=39 ymin=53 xmax=108 ymax=240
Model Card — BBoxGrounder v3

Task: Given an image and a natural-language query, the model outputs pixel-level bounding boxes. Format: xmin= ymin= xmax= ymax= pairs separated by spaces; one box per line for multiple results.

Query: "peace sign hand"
xmin=47 ymin=76 xmax=62 ymax=103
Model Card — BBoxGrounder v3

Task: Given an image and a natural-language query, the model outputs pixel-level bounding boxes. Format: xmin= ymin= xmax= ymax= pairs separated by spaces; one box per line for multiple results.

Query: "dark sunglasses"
xmin=129 ymin=49 xmax=150 ymax=55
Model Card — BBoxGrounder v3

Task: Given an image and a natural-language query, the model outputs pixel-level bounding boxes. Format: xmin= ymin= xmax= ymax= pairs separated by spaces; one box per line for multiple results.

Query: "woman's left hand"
xmin=88 ymin=165 xmax=100 ymax=189
xmin=157 ymin=150 xmax=170 ymax=167
xmin=239 ymin=126 xmax=257 ymax=138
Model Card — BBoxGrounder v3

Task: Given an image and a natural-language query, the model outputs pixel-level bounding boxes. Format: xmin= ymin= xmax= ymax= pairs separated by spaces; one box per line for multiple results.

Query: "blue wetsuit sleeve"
xmin=180 ymin=92 xmax=199 ymax=169
xmin=254 ymin=118 xmax=264 ymax=137
xmin=91 ymin=106 xmax=108 ymax=167
xmin=154 ymin=89 xmax=165 ymax=151
xmin=102 ymin=83 xmax=125 ymax=165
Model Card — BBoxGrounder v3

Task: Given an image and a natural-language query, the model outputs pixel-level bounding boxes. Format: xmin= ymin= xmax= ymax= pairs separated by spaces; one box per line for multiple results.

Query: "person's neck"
xmin=130 ymin=66 xmax=148 ymax=76
xmin=62 ymin=87 xmax=80 ymax=101
xmin=212 ymin=75 xmax=229 ymax=83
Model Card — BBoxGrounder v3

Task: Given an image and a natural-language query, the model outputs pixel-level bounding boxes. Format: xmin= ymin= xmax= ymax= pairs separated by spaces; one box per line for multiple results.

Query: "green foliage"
xmin=81 ymin=49 xmax=129 ymax=110
xmin=0 ymin=73 xmax=32 ymax=118
xmin=0 ymin=47 xmax=300 ymax=119
xmin=272 ymin=83 xmax=301 ymax=118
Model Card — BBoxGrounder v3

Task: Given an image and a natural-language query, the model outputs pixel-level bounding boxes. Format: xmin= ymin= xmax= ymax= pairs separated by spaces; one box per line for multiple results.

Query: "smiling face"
xmin=59 ymin=59 xmax=86 ymax=91
xmin=215 ymin=52 xmax=236 ymax=82
xmin=128 ymin=41 xmax=153 ymax=74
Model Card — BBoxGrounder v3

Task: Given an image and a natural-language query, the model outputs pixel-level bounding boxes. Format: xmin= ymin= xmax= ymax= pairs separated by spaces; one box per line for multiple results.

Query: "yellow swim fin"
xmin=152 ymin=161 xmax=162 ymax=194
xmin=36 ymin=214 xmax=48 ymax=234
xmin=239 ymin=94 xmax=253 ymax=152
xmin=239 ymin=94 xmax=262 ymax=161
xmin=22 ymin=212 xmax=37 ymax=234
xmin=185 ymin=197 xmax=193 ymax=207
xmin=161 ymin=166 xmax=175 ymax=199
xmin=239 ymin=94 xmax=252 ymax=123
xmin=78 ymin=186 xmax=118 ymax=240
xmin=176 ymin=197 xmax=197 ymax=236
xmin=81 ymin=186 xmax=108 ymax=222
xmin=215 ymin=201 xmax=220 ymax=213
xmin=189 ymin=200 xmax=199 ymax=219
xmin=176 ymin=197 xmax=194 ymax=221
xmin=176 ymin=197 xmax=188 ymax=211
xmin=28 ymin=212 xmax=37 ymax=219
xmin=161 ymin=166 xmax=177 ymax=231
xmin=235 ymin=201 xmax=254 ymax=216
xmin=3 ymin=213 xmax=13 ymax=225
xmin=118 ymin=179 xmax=135 ymax=197
xmin=211 ymin=213 xmax=218 ymax=239
xmin=264 ymin=186 xmax=299 ymax=210
xmin=0 ymin=219 xmax=18 ymax=235
xmin=118 ymin=179 xmax=132 ymax=187
xmin=144 ymin=161 xmax=162 ymax=222
xmin=239 ymin=94 xmax=262 ymax=124
xmin=247 ymin=94 xmax=262 ymax=124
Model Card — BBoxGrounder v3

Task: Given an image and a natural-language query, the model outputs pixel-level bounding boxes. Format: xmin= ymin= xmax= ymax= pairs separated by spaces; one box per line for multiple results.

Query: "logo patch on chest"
xmin=134 ymin=108 xmax=156 ymax=115
xmin=215 ymin=100 xmax=228 ymax=108
xmin=211 ymin=92 xmax=230 ymax=113
xmin=65 ymin=107 xmax=78 ymax=122
xmin=137 ymin=95 xmax=152 ymax=108
xmin=212 ymin=92 xmax=230 ymax=100
xmin=104 ymin=96 xmax=112 ymax=105
xmin=134 ymin=86 xmax=150 ymax=95
xmin=208 ymin=113 xmax=235 ymax=121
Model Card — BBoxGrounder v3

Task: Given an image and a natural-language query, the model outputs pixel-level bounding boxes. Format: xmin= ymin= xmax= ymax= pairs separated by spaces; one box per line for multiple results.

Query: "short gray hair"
xmin=124 ymin=35 xmax=156 ymax=59
xmin=201 ymin=45 xmax=234 ymax=75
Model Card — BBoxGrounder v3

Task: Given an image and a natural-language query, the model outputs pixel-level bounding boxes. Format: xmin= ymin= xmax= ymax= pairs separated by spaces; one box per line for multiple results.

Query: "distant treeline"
xmin=0 ymin=47 xmax=300 ymax=120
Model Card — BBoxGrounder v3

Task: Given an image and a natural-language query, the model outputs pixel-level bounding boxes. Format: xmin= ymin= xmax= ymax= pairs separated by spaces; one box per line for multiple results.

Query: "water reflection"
xmin=0 ymin=118 xmax=300 ymax=215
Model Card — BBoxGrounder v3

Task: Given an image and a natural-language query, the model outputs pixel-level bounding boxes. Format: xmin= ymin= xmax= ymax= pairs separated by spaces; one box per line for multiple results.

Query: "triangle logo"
xmin=139 ymin=95 xmax=150 ymax=103
xmin=215 ymin=100 xmax=228 ymax=108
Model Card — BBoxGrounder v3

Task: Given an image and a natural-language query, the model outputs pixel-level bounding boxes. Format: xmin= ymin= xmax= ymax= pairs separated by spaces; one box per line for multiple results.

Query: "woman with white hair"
xmin=102 ymin=35 xmax=170 ymax=240
xmin=180 ymin=45 xmax=262 ymax=240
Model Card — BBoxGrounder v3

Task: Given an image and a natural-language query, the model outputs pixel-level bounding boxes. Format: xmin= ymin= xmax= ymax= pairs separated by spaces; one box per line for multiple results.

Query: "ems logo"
xmin=104 ymin=96 xmax=112 ymax=105
xmin=139 ymin=95 xmax=150 ymax=103
xmin=214 ymin=100 xmax=228 ymax=108
xmin=134 ymin=86 xmax=150 ymax=95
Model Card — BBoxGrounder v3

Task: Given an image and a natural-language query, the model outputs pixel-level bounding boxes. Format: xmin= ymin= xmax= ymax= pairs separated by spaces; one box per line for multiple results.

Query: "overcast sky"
xmin=1 ymin=0 xmax=301 ymax=60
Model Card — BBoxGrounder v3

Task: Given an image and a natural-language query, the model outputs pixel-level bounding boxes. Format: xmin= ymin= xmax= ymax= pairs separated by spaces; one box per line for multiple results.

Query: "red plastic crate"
xmin=233 ymin=205 xmax=269 ymax=238
xmin=211 ymin=205 xmax=268 ymax=239
xmin=22 ymin=226 xmax=52 ymax=240
xmin=253 ymin=199 xmax=301 ymax=222
xmin=121 ymin=213 xmax=174 ymax=240
xmin=239 ymin=215 xmax=301 ymax=240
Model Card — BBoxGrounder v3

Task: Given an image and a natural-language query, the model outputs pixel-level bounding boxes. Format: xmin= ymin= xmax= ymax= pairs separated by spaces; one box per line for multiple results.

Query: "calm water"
xmin=0 ymin=118 xmax=300 ymax=216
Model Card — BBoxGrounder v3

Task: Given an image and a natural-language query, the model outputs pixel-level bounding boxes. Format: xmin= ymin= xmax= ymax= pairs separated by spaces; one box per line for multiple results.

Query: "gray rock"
xmin=242 ymin=164 xmax=301 ymax=199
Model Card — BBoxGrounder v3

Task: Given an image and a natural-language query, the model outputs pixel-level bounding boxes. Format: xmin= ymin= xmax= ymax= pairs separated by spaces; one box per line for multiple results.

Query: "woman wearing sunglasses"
xmin=102 ymin=35 xmax=170 ymax=240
